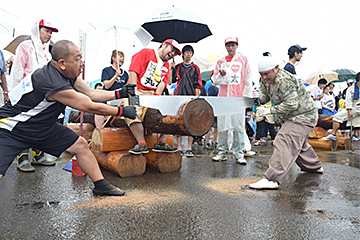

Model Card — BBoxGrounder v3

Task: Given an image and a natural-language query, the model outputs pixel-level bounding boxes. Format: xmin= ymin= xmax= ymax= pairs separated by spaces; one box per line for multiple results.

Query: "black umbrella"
xmin=142 ymin=7 xmax=212 ymax=43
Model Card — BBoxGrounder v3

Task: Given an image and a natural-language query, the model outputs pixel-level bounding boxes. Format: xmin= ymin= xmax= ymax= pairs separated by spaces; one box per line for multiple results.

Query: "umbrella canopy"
xmin=142 ymin=7 xmax=212 ymax=43
xmin=0 ymin=8 xmax=19 ymax=35
xmin=304 ymin=70 xmax=338 ymax=85
xmin=83 ymin=18 xmax=153 ymax=54
xmin=332 ymin=68 xmax=357 ymax=82
xmin=201 ymin=70 xmax=212 ymax=82
xmin=4 ymin=35 xmax=54 ymax=54
xmin=206 ymin=54 xmax=223 ymax=63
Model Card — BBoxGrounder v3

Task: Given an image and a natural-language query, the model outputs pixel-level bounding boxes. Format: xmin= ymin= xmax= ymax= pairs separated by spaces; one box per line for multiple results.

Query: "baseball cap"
xmin=347 ymin=78 xmax=355 ymax=84
xmin=288 ymin=44 xmax=306 ymax=55
xmin=225 ymin=36 xmax=238 ymax=45
xmin=39 ymin=19 xmax=58 ymax=32
xmin=163 ymin=39 xmax=181 ymax=55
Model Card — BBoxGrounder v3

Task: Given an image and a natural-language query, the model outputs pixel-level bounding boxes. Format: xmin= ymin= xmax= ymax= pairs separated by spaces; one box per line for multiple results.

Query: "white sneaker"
xmin=244 ymin=150 xmax=256 ymax=157
xmin=322 ymin=134 xmax=337 ymax=141
xmin=236 ymin=157 xmax=247 ymax=165
xmin=249 ymin=178 xmax=279 ymax=190
xmin=212 ymin=154 xmax=227 ymax=161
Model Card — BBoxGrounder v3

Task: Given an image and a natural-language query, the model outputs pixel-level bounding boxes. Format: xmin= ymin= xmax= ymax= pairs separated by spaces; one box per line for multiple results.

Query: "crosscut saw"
xmin=108 ymin=96 xmax=254 ymax=116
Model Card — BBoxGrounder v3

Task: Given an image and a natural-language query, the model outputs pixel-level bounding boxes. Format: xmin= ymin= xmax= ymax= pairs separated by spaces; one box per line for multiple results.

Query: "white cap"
xmin=225 ymin=36 xmax=238 ymax=45
xmin=258 ymin=56 xmax=279 ymax=72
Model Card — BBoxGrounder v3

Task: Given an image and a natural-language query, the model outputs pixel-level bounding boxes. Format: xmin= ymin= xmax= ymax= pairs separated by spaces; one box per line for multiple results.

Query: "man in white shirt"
xmin=310 ymin=78 xmax=327 ymax=114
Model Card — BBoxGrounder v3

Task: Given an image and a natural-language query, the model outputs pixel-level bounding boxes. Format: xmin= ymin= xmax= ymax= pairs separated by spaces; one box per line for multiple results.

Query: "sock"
xmin=93 ymin=179 xmax=111 ymax=190
xmin=138 ymin=142 xmax=147 ymax=146
xmin=158 ymin=140 xmax=166 ymax=143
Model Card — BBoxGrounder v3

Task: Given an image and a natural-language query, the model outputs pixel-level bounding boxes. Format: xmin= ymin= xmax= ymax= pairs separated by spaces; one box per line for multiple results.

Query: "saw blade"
xmin=108 ymin=96 xmax=254 ymax=116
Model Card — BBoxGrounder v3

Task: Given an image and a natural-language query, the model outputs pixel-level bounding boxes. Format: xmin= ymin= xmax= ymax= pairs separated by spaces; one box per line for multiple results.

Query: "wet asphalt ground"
xmin=0 ymin=139 xmax=360 ymax=239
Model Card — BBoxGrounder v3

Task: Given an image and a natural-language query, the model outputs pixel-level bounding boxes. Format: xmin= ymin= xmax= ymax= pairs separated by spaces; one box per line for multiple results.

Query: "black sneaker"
xmin=152 ymin=142 xmax=177 ymax=153
xmin=192 ymin=136 xmax=203 ymax=145
xmin=185 ymin=150 xmax=194 ymax=157
xmin=17 ymin=152 xmax=35 ymax=172
xmin=204 ymin=142 xmax=213 ymax=150
xmin=31 ymin=149 xmax=55 ymax=166
xmin=129 ymin=144 xmax=149 ymax=154
xmin=93 ymin=186 xmax=125 ymax=196
xmin=179 ymin=150 xmax=184 ymax=156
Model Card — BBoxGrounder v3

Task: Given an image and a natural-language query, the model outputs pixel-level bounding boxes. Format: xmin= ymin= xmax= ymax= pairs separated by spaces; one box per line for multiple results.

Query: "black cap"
xmin=288 ymin=44 xmax=307 ymax=55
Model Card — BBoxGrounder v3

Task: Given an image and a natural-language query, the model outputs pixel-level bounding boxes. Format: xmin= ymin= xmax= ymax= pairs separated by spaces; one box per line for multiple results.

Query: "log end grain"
xmin=155 ymin=151 xmax=182 ymax=173
xmin=115 ymin=153 xmax=147 ymax=178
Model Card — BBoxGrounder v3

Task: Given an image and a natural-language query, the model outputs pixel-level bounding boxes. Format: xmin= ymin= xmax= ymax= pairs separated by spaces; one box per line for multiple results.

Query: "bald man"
xmin=249 ymin=56 xmax=323 ymax=190
xmin=0 ymin=40 xmax=136 ymax=196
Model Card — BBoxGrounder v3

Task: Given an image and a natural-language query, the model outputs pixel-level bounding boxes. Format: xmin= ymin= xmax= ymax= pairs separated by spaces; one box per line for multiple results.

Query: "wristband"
xmin=3 ymin=91 xmax=8 ymax=93
xmin=153 ymin=92 xmax=160 ymax=96
xmin=115 ymin=90 xmax=121 ymax=99
xmin=116 ymin=106 xmax=123 ymax=116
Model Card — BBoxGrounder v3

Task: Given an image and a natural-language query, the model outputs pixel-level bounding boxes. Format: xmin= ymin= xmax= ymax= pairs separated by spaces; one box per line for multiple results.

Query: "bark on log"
xmin=69 ymin=98 xmax=214 ymax=136
xmin=144 ymin=151 xmax=182 ymax=173
xmin=65 ymin=123 xmax=95 ymax=140
xmin=91 ymin=127 xmax=175 ymax=152
xmin=336 ymin=137 xmax=353 ymax=150
xmin=307 ymin=138 xmax=337 ymax=151
xmin=308 ymin=127 xmax=329 ymax=139
xmin=91 ymin=127 xmax=137 ymax=152
xmin=91 ymin=149 xmax=146 ymax=177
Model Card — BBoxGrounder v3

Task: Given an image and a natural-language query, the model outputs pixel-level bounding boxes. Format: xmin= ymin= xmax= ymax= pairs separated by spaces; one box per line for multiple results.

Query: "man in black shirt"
xmin=0 ymin=40 xmax=136 ymax=197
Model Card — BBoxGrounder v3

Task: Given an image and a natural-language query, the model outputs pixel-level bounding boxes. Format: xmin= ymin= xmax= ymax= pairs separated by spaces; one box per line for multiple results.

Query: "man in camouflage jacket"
xmin=249 ymin=56 xmax=323 ymax=190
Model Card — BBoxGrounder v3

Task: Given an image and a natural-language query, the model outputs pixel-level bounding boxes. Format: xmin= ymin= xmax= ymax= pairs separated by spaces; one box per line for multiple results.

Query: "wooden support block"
xmin=65 ymin=123 xmax=95 ymax=140
xmin=91 ymin=149 xmax=146 ymax=178
xmin=144 ymin=150 xmax=182 ymax=173
xmin=336 ymin=137 xmax=353 ymax=150
xmin=91 ymin=127 xmax=137 ymax=152
xmin=308 ymin=138 xmax=337 ymax=151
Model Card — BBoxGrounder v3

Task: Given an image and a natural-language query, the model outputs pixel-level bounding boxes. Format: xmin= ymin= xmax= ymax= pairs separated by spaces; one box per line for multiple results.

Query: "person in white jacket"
xmin=9 ymin=19 xmax=58 ymax=172
xmin=212 ymin=36 xmax=253 ymax=164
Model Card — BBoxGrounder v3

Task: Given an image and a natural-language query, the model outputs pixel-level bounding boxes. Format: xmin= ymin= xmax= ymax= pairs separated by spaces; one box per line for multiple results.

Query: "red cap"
xmin=225 ymin=36 xmax=238 ymax=45
xmin=39 ymin=19 xmax=58 ymax=32
xmin=162 ymin=39 xmax=181 ymax=55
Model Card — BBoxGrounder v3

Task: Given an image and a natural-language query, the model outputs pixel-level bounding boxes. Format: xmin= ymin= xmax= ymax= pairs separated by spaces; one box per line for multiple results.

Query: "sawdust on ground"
xmin=203 ymin=178 xmax=260 ymax=195
xmin=69 ymin=178 xmax=261 ymax=210
xmin=72 ymin=189 xmax=184 ymax=210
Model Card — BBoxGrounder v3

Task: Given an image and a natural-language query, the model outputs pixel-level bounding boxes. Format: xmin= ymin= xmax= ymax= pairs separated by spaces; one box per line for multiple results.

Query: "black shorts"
xmin=211 ymin=117 xmax=218 ymax=128
xmin=0 ymin=123 xmax=79 ymax=176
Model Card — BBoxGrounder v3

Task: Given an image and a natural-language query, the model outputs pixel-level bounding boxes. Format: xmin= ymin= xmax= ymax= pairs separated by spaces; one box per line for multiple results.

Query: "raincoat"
xmin=212 ymin=52 xmax=252 ymax=132
xmin=212 ymin=52 xmax=252 ymax=98
xmin=9 ymin=21 xmax=52 ymax=90
xmin=212 ymin=52 xmax=252 ymax=159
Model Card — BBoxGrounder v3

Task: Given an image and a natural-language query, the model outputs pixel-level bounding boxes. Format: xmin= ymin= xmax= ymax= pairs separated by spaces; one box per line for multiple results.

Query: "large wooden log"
xmin=91 ymin=127 xmax=137 ymax=152
xmin=336 ymin=137 xmax=353 ymax=150
xmin=91 ymin=149 xmax=146 ymax=177
xmin=69 ymin=98 xmax=214 ymax=136
xmin=307 ymin=138 xmax=337 ymax=151
xmin=65 ymin=123 xmax=95 ymax=140
xmin=91 ymin=127 xmax=175 ymax=152
xmin=145 ymin=150 xmax=182 ymax=173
